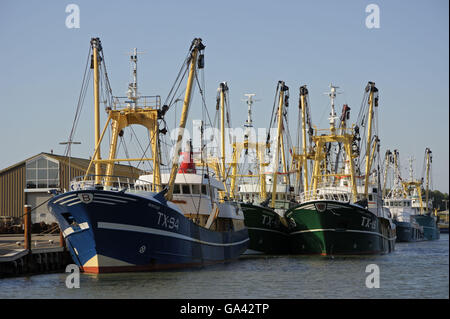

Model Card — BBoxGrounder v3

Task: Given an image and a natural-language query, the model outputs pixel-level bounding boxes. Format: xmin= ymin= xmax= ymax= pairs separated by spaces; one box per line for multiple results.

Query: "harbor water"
xmin=1 ymin=234 xmax=448 ymax=299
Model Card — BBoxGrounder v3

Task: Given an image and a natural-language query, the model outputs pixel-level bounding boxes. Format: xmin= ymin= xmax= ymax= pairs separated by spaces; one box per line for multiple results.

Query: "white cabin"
xmin=138 ymin=173 xmax=244 ymax=220
xmin=236 ymin=182 xmax=294 ymax=204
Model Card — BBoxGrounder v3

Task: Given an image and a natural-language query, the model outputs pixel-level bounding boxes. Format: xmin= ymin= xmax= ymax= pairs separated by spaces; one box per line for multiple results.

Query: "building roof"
xmin=0 ymin=152 xmax=146 ymax=178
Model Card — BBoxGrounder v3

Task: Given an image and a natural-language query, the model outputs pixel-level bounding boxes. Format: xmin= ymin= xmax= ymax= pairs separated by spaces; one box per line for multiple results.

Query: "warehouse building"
xmin=0 ymin=152 xmax=145 ymax=224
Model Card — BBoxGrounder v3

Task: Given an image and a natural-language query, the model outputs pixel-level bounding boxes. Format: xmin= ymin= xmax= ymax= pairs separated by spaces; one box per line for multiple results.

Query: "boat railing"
xmin=313 ymin=125 xmax=355 ymax=136
xmin=111 ymin=95 xmax=161 ymax=110
xmin=70 ymin=175 xmax=154 ymax=193
xmin=296 ymin=187 xmax=357 ymax=203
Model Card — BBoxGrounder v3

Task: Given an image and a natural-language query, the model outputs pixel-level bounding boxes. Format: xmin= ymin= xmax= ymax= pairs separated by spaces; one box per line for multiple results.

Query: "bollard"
xmin=23 ymin=205 xmax=32 ymax=251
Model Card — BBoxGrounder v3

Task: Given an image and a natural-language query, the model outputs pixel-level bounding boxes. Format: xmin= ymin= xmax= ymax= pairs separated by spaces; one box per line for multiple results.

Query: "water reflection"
xmin=1 ymin=234 xmax=448 ymax=299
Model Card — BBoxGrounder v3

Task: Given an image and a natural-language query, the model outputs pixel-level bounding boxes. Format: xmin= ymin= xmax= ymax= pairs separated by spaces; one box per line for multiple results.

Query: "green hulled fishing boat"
xmin=286 ymin=199 xmax=395 ymax=255
xmin=239 ymin=202 xmax=290 ymax=254
xmin=230 ymin=82 xmax=293 ymax=254
xmin=285 ymin=82 xmax=396 ymax=255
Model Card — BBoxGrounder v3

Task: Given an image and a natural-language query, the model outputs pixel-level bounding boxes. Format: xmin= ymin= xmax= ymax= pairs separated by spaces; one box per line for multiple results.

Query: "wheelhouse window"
xmin=26 ymin=156 xmax=59 ymax=189
xmin=201 ymin=185 xmax=207 ymax=195
xmin=192 ymin=184 xmax=200 ymax=194
xmin=173 ymin=184 xmax=181 ymax=194
xmin=182 ymin=184 xmax=190 ymax=194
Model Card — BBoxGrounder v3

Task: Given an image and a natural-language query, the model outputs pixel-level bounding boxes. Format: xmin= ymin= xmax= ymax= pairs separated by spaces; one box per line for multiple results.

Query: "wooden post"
xmin=23 ymin=205 xmax=31 ymax=251
xmin=59 ymin=227 xmax=65 ymax=249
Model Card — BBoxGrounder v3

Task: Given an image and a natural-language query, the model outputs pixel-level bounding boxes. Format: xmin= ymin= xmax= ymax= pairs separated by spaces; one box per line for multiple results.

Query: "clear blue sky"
xmin=0 ymin=0 xmax=448 ymax=192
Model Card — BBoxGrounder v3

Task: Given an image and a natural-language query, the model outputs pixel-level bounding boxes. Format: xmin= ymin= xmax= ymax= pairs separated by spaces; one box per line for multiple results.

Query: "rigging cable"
xmin=64 ymin=45 xmax=93 ymax=158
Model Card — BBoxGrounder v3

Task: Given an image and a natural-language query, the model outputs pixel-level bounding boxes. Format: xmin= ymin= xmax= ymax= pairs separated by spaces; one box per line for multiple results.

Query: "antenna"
xmin=242 ymin=94 xmax=261 ymax=128
xmin=323 ymin=83 xmax=342 ymax=129
xmin=242 ymin=94 xmax=260 ymax=143
xmin=408 ymin=156 xmax=415 ymax=182
xmin=126 ymin=48 xmax=145 ymax=108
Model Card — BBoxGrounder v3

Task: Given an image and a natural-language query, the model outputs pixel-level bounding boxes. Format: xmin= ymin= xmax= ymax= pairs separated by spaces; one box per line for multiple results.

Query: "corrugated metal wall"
xmin=0 ymin=160 xmax=84 ymax=218
xmin=0 ymin=164 xmax=25 ymax=218
xmin=59 ymin=161 xmax=86 ymax=191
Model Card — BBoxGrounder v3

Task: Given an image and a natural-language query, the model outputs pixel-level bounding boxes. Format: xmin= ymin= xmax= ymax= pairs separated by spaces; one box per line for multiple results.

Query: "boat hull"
xmin=285 ymin=201 xmax=396 ymax=255
xmin=241 ymin=203 xmax=290 ymax=254
xmin=413 ymin=214 xmax=440 ymax=240
xmin=393 ymin=220 xmax=424 ymax=242
xmin=48 ymin=190 xmax=249 ymax=273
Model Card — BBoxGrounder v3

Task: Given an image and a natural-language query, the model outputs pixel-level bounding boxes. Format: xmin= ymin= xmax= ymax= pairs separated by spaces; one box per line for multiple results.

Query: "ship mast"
xmin=230 ymin=93 xmax=255 ymax=199
xmin=299 ymin=86 xmax=309 ymax=194
xmin=229 ymin=94 xmax=268 ymax=201
xmin=243 ymin=93 xmax=257 ymax=143
xmin=91 ymin=38 xmax=102 ymax=184
xmin=83 ymin=38 xmax=163 ymax=190
xmin=310 ymin=83 xmax=357 ymax=200
xmin=165 ymin=38 xmax=205 ymax=201
xmin=324 ymin=84 xmax=341 ymax=182
xmin=424 ymin=148 xmax=432 ymax=214
xmin=392 ymin=150 xmax=403 ymax=198
xmin=408 ymin=156 xmax=414 ymax=182
xmin=382 ymin=150 xmax=391 ymax=198
xmin=363 ymin=82 xmax=378 ymax=198
xmin=326 ymin=84 xmax=340 ymax=134
xmin=393 ymin=150 xmax=400 ymax=197
xmin=127 ymin=48 xmax=140 ymax=108
xmin=243 ymin=94 xmax=269 ymax=202
xmin=279 ymin=87 xmax=289 ymax=184
xmin=219 ymin=82 xmax=229 ymax=192
xmin=215 ymin=82 xmax=230 ymax=198
xmin=270 ymin=81 xmax=288 ymax=208
xmin=292 ymin=85 xmax=312 ymax=197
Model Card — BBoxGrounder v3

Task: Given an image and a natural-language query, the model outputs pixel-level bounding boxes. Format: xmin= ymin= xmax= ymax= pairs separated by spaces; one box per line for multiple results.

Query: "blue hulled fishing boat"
xmin=48 ymin=38 xmax=248 ymax=273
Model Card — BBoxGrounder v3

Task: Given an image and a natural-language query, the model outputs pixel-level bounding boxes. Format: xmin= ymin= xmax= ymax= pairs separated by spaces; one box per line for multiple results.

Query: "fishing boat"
xmin=47 ymin=38 xmax=248 ymax=273
xmin=401 ymin=149 xmax=440 ymax=240
xmin=229 ymin=88 xmax=291 ymax=254
xmin=382 ymin=150 xmax=424 ymax=242
xmin=285 ymin=82 xmax=396 ymax=255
